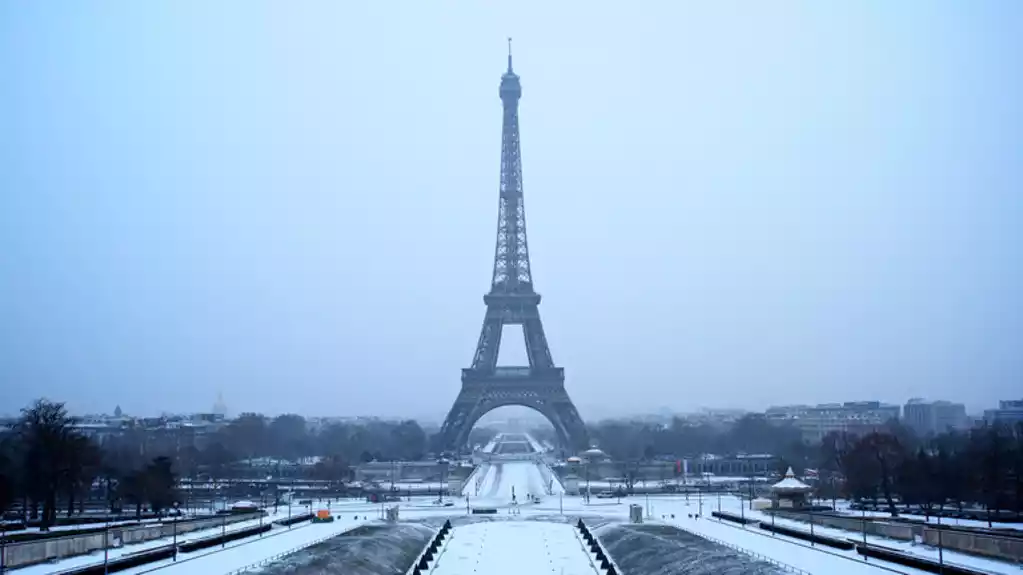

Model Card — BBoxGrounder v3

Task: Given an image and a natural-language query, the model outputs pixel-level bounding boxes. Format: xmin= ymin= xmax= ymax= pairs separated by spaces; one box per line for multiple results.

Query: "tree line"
xmin=0 ymin=400 xmax=177 ymax=528
xmin=0 ymin=399 xmax=435 ymax=529
xmin=818 ymin=423 xmax=1023 ymax=523
xmin=578 ymin=414 xmax=810 ymax=466
xmin=574 ymin=414 xmax=1023 ymax=523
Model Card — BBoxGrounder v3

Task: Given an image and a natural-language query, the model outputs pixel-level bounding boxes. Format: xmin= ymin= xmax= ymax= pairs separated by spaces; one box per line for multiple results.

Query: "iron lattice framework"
xmin=437 ymin=44 xmax=589 ymax=454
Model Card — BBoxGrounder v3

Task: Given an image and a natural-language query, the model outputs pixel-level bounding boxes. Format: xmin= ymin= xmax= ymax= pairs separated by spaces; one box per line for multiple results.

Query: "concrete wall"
xmin=3 ymin=512 xmax=261 ymax=569
xmin=778 ymin=511 xmax=1023 ymax=563
xmin=922 ymin=528 xmax=1023 ymax=563
xmin=774 ymin=511 xmax=918 ymax=541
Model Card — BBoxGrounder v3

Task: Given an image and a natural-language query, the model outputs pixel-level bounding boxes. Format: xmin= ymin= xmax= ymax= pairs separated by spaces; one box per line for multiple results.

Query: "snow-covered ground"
xmin=120 ymin=514 xmax=371 ymax=574
xmin=524 ymin=433 xmax=546 ymax=453
xmin=667 ymin=494 xmax=1018 ymax=575
xmin=462 ymin=460 xmax=558 ymax=505
xmin=430 ymin=521 xmax=597 ymax=575
xmin=482 ymin=436 xmax=499 ymax=453
xmin=28 ymin=432 xmax=1022 ymax=575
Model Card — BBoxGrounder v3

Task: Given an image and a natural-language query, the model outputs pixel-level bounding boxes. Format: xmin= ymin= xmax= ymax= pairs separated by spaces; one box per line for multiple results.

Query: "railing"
xmin=572 ymin=523 xmax=612 ymax=575
xmin=494 ymin=367 xmax=532 ymax=377
xmin=671 ymin=522 xmax=813 ymax=575
xmin=133 ymin=521 xmax=313 ymax=574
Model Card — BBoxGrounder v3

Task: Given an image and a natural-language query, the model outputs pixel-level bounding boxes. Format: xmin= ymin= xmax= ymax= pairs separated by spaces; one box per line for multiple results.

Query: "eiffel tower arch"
xmin=437 ymin=43 xmax=588 ymax=455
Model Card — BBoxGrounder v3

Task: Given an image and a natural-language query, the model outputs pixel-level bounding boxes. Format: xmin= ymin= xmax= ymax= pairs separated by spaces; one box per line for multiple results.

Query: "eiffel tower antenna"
xmin=507 ymin=37 xmax=513 ymax=73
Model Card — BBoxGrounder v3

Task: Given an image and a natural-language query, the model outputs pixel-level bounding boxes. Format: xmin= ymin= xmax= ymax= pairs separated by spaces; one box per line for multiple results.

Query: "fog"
xmin=1 ymin=2 xmax=1020 ymax=419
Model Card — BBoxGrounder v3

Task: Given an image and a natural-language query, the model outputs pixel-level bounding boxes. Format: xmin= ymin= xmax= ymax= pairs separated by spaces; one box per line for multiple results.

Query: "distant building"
xmin=765 ymin=401 xmax=900 ymax=443
xmin=213 ymin=392 xmax=228 ymax=418
xmin=689 ymin=453 xmax=778 ymax=477
xmin=903 ymin=398 xmax=968 ymax=437
xmin=983 ymin=399 xmax=1023 ymax=426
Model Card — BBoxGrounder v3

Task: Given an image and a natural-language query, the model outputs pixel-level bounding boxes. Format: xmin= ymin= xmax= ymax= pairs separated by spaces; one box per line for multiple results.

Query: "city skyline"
xmin=2 ymin=3 xmax=1021 ymax=419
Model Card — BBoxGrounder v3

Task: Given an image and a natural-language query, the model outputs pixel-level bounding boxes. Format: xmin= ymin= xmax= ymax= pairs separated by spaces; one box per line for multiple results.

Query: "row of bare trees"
xmin=0 ymin=400 xmax=178 ymax=529
xmin=570 ymin=414 xmax=1023 ymax=523
xmin=580 ymin=414 xmax=809 ymax=466
xmin=818 ymin=423 xmax=1023 ymax=523
xmin=0 ymin=399 xmax=438 ymax=528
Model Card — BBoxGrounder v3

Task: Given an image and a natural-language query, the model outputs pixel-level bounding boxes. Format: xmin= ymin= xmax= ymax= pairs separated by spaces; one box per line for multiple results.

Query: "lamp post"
xmin=862 ymin=507 xmax=867 ymax=549
xmin=287 ymin=474 xmax=293 ymax=529
xmin=103 ymin=515 xmax=110 ymax=575
xmin=937 ymin=512 xmax=944 ymax=574
xmin=740 ymin=492 xmax=745 ymax=526
xmin=2 ymin=519 xmax=7 ymax=575
xmin=437 ymin=458 xmax=449 ymax=504
xmin=809 ymin=506 xmax=815 ymax=546
xmin=683 ymin=461 xmax=689 ymax=504
xmin=585 ymin=461 xmax=590 ymax=504
xmin=172 ymin=502 xmax=179 ymax=561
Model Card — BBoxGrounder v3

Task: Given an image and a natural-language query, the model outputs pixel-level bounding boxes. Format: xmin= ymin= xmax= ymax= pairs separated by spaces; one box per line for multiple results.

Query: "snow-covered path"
xmin=431 ymin=521 xmax=598 ymax=575
xmin=467 ymin=461 xmax=551 ymax=504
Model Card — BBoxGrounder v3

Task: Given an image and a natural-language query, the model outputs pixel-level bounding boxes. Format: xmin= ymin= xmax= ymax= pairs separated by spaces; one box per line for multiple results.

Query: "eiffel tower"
xmin=436 ymin=42 xmax=588 ymax=454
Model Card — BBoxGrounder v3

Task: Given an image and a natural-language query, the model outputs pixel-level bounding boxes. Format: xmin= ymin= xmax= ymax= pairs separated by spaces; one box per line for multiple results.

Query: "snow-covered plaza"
xmin=23 ymin=434 xmax=1022 ymax=575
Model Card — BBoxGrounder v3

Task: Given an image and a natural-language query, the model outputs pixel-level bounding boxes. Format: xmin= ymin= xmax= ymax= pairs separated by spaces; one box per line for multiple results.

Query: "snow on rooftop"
xmin=771 ymin=467 xmax=812 ymax=492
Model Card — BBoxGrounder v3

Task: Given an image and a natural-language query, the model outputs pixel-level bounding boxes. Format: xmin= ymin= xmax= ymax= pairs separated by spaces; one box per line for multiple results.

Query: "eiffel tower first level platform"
xmin=436 ymin=42 xmax=588 ymax=454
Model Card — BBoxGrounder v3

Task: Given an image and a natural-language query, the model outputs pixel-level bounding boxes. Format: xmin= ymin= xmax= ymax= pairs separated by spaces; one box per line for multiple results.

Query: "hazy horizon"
xmin=2 ymin=2 xmax=1021 ymax=421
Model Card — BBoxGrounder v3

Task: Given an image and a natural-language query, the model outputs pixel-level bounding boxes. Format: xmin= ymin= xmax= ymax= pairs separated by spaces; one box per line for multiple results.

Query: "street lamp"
xmin=937 ymin=513 xmax=944 ymax=574
xmin=287 ymin=473 xmax=293 ymax=529
xmin=103 ymin=514 xmax=110 ymax=575
xmin=585 ymin=461 xmax=591 ymax=503
xmin=740 ymin=492 xmax=745 ymax=526
xmin=809 ymin=506 xmax=815 ymax=546
xmin=862 ymin=507 xmax=867 ymax=549
xmin=172 ymin=502 xmax=180 ymax=561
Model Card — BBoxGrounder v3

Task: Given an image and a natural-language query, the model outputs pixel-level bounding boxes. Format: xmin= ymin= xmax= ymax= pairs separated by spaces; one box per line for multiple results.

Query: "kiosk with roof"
xmin=769 ymin=467 xmax=813 ymax=509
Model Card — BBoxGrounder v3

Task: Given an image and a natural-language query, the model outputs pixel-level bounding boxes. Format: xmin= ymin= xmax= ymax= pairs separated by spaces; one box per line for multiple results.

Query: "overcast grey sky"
xmin=2 ymin=2 xmax=1021 ymax=420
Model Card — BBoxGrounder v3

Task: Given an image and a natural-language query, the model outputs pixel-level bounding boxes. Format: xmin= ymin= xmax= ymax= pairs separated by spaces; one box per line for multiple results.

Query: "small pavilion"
xmin=770 ymin=467 xmax=813 ymax=509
